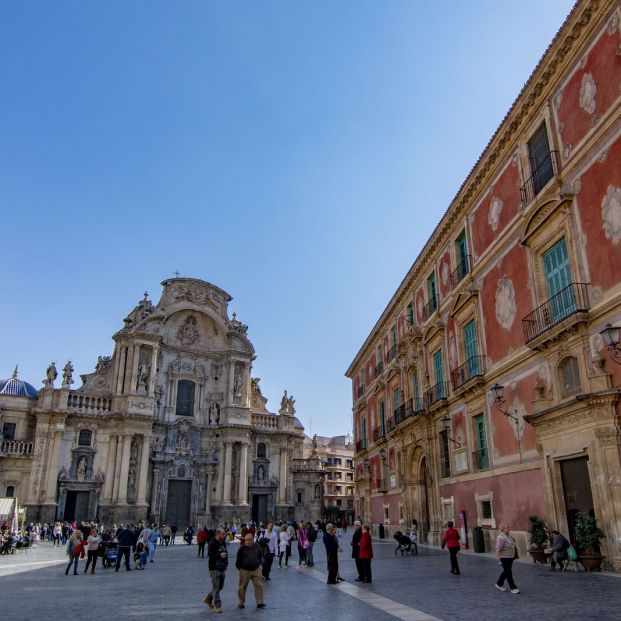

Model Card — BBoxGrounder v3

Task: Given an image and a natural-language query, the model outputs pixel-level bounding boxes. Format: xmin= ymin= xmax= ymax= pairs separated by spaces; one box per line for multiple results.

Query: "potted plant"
xmin=527 ymin=515 xmax=549 ymax=564
xmin=574 ymin=512 xmax=605 ymax=572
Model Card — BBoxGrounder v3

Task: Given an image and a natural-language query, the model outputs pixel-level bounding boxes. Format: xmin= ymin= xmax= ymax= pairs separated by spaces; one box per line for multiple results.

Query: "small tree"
xmin=574 ymin=512 xmax=605 ymax=554
xmin=527 ymin=515 xmax=549 ymax=549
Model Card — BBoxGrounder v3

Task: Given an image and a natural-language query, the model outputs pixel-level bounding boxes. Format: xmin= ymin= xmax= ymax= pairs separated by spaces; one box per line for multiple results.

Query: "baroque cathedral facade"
xmin=0 ymin=277 xmax=324 ymax=527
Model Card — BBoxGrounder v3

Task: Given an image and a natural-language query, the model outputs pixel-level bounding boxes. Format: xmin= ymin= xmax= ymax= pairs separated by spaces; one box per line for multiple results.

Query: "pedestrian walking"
xmin=351 ymin=520 xmax=363 ymax=581
xmin=323 ymin=523 xmax=342 ymax=585
xmin=296 ymin=523 xmax=309 ymax=566
xmin=236 ymin=533 xmax=266 ymax=609
xmin=261 ymin=523 xmax=277 ymax=580
xmin=204 ymin=528 xmax=229 ymax=613
xmin=278 ymin=527 xmax=290 ymax=567
xmin=441 ymin=521 xmax=461 ymax=575
xmin=65 ymin=531 xmax=85 ymax=575
xmin=161 ymin=524 xmax=171 ymax=546
xmin=410 ymin=519 xmax=419 ymax=555
xmin=171 ymin=522 xmax=177 ymax=545
xmin=147 ymin=524 xmax=161 ymax=562
xmin=495 ymin=524 xmax=520 ymax=594
xmin=115 ymin=525 xmax=134 ymax=572
xmin=359 ymin=525 xmax=373 ymax=583
xmin=84 ymin=528 xmax=101 ymax=574
xmin=197 ymin=526 xmax=208 ymax=558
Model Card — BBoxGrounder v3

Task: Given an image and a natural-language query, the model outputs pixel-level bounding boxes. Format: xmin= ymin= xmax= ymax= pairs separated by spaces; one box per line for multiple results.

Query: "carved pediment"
xmin=520 ymin=193 xmax=573 ymax=246
xmin=423 ymin=319 xmax=445 ymax=346
xmin=450 ymin=288 xmax=479 ymax=319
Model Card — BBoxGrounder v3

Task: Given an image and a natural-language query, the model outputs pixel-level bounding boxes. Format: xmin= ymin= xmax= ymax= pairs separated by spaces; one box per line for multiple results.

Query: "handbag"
xmin=567 ymin=545 xmax=578 ymax=562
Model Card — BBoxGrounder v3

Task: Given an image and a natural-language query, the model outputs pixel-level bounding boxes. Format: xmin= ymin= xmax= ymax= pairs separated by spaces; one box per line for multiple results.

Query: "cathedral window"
xmin=78 ymin=429 xmax=92 ymax=446
xmin=176 ymin=380 xmax=196 ymax=416
xmin=257 ymin=442 xmax=267 ymax=459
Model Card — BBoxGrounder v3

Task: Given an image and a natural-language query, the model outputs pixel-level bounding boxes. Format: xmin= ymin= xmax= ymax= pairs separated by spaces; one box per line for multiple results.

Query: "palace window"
xmin=78 ymin=429 xmax=92 ymax=447
xmin=2 ymin=423 xmax=16 ymax=441
xmin=527 ymin=123 xmax=554 ymax=196
xmin=176 ymin=380 xmax=196 ymax=416
xmin=6 ymin=486 xmax=14 ymax=497
xmin=558 ymin=356 xmax=581 ymax=398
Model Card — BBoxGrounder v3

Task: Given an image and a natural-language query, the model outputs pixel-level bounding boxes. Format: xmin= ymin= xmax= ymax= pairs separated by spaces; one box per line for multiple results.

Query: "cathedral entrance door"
xmin=252 ymin=494 xmax=268 ymax=524
xmin=64 ymin=491 xmax=90 ymax=522
xmin=165 ymin=480 xmax=192 ymax=529
xmin=560 ymin=456 xmax=595 ymax=544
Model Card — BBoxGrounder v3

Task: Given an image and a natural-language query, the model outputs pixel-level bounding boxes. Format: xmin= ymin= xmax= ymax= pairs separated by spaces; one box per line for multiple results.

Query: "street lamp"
xmin=491 ymin=383 xmax=522 ymax=463
xmin=440 ymin=415 xmax=462 ymax=446
xmin=600 ymin=323 xmax=621 ymax=366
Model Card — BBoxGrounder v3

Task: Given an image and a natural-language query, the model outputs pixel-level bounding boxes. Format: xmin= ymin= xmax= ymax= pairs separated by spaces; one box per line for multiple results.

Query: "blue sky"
xmin=0 ymin=1 xmax=575 ymax=436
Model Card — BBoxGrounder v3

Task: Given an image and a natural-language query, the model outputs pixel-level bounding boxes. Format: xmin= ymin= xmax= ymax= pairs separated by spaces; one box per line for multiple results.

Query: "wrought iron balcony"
xmin=450 ymin=255 xmax=471 ymax=289
xmin=522 ymin=283 xmax=590 ymax=345
xmin=357 ymin=384 xmax=366 ymax=398
xmin=424 ymin=381 xmax=448 ymax=407
xmin=375 ymin=360 xmax=384 ymax=377
xmin=422 ymin=295 xmax=438 ymax=322
xmin=372 ymin=424 xmax=385 ymax=442
xmin=520 ymin=150 xmax=558 ymax=207
xmin=472 ymin=448 xmax=490 ymax=471
xmin=385 ymin=417 xmax=395 ymax=433
xmin=451 ymin=355 xmax=486 ymax=390
xmin=393 ymin=398 xmax=426 ymax=426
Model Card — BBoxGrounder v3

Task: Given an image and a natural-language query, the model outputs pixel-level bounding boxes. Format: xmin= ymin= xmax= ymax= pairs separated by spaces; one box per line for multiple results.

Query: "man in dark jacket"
xmin=351 ymin=521 xmax=363 ymax=581
xmin=205 ymin=528 xmax=228 ymax=613
xmin=549 ymin=530 xmax=570 ymax=571
xmin=115 ymin=525 xmax=135 ymax=571
xmin=235 ymin=534 xmax=265 ymax=609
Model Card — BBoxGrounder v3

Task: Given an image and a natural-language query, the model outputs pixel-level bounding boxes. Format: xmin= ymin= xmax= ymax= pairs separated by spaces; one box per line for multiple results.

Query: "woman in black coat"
xmin=323 ymin=524 xmax=341 ymax=584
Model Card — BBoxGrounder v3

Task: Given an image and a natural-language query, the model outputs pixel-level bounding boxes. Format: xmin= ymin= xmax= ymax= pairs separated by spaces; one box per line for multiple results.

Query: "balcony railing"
xmin=375 ymin=360 xmax=384 ymax=377
xmin=387 ymin=344 xmax=397 ymax=362
xmin=385 ymin=417 xmax=395 ymax=433
xmin=357 ymin=384 xmax=366 ymax=398
xmin=424 ymin=381 xmax=448 ymax=407
xmin=393 ymin=398 xmax=426 ymax=426
xmin=0 ymin=440 xmax=34 ymax=456
xmin=355 ymin=440 xmax=367 ymax=452
xmin=372 ymin=424 xmax=385 ymax=442
xmin=67 ymin=393 xmax=112 ymax=413
xmin=450 ymin=255 xmax=471 ymax=289
xmin=520 ymin=150 xmax=558 ymax=207
xmin=522 ymin=283 xmax=590 ymax=345
xmin=422 ymin=295 xmax=438 ymax=322
xmin=472 ymin=448 xmax=489 ymax=471
xmin=451 ymin=355 xmax=486 ymax=390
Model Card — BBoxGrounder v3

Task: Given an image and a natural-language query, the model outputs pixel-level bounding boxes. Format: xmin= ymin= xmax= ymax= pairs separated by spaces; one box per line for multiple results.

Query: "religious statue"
xmin=312 ymin=433 xmax=318 ymax=453
xmin=177 ymin=315 xmax=200 ymax=346
xmin=76 ymin=457 xmax=87 ymax=481
xmin=208 ymin=402 xmax=220 ymax=425
xmin=62 ymin=361 xmax=74 ymax=388
xmin=280 ymin=390 xmax=289 ymax=413
xmin=233 ymin=373 xmax=242 ymax=398
xmin=43 ymin=361 xmax=58 ymax=387
xmin=176 ymin=423 xmax=190 ymax=453
xmin=279 ymin=390 xmax=296 ymax=414
xmin=128 ymin=466 xmax=136 ymax=494
xmin=137 ymin=361 xmax=150 ymax=391
xmin=258 ymin=465 xmax=265 ymax=481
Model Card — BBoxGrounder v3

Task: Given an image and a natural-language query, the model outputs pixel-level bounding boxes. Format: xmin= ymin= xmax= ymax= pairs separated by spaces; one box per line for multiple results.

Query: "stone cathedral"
xmin=0 ymin=277 xmax=324 ymax=527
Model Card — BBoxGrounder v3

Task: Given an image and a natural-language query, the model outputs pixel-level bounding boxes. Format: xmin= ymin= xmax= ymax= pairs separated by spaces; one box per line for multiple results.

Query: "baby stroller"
xmin=394 ymin=531 xmax=415 ymax=556
xmin=102 ymin=542 xmax=118 ymax=568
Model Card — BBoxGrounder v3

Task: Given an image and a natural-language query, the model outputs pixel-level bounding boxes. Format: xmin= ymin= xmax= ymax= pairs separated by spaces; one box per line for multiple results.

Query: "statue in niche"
xmin=130 ymin=439 xmax=138 ymax=466
xmin=176 ymin=423 xmax=190 ymax=452
xmin=44 ymin=361 xmax=58 ymax=387
xmin=62 ymin=361 xmax=74 ymax=388
xmin=257 ymin=465 xmax=265 ymax=481
xmin=233 ymin=373 xmax=242 ymax=398
xmin=76 ymin=457 xmax=87 ymax=482
xmin=177 ymin=315 xmax=200 ymax=346
xmin=137 ymin=360 xmax=150 ymax=391
xmin=208 ymin=402 xmax=220 ymax=425
xmin=128 ymin=466 xmax=136 ymax=494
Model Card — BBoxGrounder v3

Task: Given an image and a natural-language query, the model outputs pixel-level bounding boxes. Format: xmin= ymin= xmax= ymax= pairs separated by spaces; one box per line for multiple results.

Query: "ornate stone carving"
xmin=279 ymin=390 xmax=295 ymax=415
xmin=76 ymin=456 xmax=87 ymax=481
xmin=173 ymin=283 xmax=216 ymax=308
xmin=579 ymin=72 xmax=597 ymax=114
xmin=594 ymin=427 xmax=620 ymax=447
xmin=43 ymin=361 xmax=57 ymax=387
xmin=495 ymin=277 xmax=516 ymax=330
xmin=177 ymin=316 xmax=200 ymax=346
xmin=62 ymin=361 xmax=74 ymax=388
xmin=488 ymin=196 xmax=503 ymax=231
xmin=95 ymin=356 xmax=112 ymax=375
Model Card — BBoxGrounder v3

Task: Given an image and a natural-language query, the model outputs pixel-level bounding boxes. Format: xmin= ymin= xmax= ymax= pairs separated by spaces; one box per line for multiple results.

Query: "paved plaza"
xmin=1 ymin=534 xmax=620 ymax=621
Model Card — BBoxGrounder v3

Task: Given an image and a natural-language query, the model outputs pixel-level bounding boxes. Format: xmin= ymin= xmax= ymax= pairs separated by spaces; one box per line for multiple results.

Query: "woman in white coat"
xmin=279 ymin=526 xmax=291 ymax=568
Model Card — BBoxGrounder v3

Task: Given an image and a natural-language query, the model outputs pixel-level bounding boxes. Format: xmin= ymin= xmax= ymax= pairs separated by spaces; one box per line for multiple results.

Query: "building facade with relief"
xmin=0 ymin=277 xmax=323 ymax=528
xmin=346 ymin=0 xmax=621 ymax=569
xmin=304 ymin=434 xmax=355 ymax=523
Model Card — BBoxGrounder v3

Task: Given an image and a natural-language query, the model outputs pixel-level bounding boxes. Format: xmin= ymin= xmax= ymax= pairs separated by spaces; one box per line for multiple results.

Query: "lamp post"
xmin=441 ymin=415 xmax=462 ymax=446
xmin=600 ymin=323 xmax=621 ymax=366
xmin=491 ymin=383 xmax=522 ymax=463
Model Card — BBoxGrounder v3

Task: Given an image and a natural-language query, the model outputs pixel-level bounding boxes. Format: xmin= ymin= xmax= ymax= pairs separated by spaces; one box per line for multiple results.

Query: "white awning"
xmin=0 ymin=497 xmax=15 ymax=518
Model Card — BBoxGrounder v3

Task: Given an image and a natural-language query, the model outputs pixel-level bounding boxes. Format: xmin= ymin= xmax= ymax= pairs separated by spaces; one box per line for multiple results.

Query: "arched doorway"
xmin=407 ymin=448 xmax=431 ymax=543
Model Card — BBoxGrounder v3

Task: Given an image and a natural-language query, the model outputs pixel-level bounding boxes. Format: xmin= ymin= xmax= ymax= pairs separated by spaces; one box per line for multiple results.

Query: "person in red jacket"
xmin=197 ymin=526 xmax=208 ymax=558
xmin=359 ymin=525 xmax=374 ymax=583
xmin=441 ymin=521 xmax=461 ymax=575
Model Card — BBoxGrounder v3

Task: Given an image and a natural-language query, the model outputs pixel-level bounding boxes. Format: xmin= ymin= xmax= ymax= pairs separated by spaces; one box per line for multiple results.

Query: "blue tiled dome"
xmin=0 ymin=367 xmax=38 ymax=399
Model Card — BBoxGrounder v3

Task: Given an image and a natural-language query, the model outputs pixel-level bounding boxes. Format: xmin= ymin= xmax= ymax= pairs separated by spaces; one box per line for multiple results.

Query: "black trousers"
xmin=327 ymin=551 xmax=338 ymax=583
xmin=84 ymin=550 xmax=98 ymax=573
xmin=449 ymin=547 xmax=460 ymax=574
xmin=354 ymin=557 xmax=364 ymax=579
xmin=198 ymin=542 xmax=206 ymax=557
xmin=262 ymin=553 xmax=274 ymax=578
xmin=360 ymin=558 xmax=372 ymax=582
xmin=116 ymin=546 xmax=131 ymax=570
xmin=497 ymin=558 xmax=517 ymax=589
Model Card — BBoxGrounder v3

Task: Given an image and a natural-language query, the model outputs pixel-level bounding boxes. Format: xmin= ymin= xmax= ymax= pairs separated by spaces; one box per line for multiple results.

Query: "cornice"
xmin=346 ymin=0 xmax=609 ymax=377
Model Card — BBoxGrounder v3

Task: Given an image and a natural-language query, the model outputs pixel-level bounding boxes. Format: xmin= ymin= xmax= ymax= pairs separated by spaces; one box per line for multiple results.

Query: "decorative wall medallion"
xmin=488 ymin=197 xmax=503 ymax=232
xmin=441 ymin=261 xmax=450 ymax=287
xmin=495 ymin=277 xmax=516 ymax=330
xmin=579 ymin=73 xmax=597 ymax=114
xmin=597 ymin=149 xmax=608 ymax=163
xmin=572 ymin=176 xmax=582 ymax=194
xmin=601 ymin=185 xmax=621 ymax=244
xmin=563 ymin=143 xmax=573 ymax=160
xmin=553 ymin=89 xmax=563 ymax=109
xmin=448 ymin=333 xmax=457 ymax=368
xmin=177 ymin=316 xmax=200 ymax=346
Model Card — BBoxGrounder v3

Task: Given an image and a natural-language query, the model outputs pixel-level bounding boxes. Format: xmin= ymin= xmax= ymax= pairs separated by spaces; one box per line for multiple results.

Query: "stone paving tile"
xmin=1 ymin=538 xmax=621 ymax=621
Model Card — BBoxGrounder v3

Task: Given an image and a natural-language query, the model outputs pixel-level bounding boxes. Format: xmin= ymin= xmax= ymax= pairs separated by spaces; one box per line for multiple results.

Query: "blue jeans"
xmin=306 ymin=542 xmax=315 ymax=565
xmin=148 ymin=541 xmax=157 ymax=560
xmin=65 ymin=556 xmax=79 ymax=575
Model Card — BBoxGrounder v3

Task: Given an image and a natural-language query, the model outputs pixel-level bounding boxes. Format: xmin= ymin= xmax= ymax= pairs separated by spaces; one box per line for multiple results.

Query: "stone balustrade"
xmin=251 ymin=413 xmax=280 ymax=430
xmin=66 ymin=392 xmax=112 ymax=413
xmin=0 ymin=440 xmax=34 ymax=456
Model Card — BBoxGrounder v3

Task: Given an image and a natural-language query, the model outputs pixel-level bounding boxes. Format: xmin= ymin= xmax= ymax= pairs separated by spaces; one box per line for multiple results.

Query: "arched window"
xmin=257 ymin=443 xmax=267 ymax=459
xmin=78 ymin=429 xmax=92 ymax=446
xmin=558 ymin=357 xmax=581 ymax=397
xmin=6 ymin=486 xmax=14 ymax=497
xmin=176 ymin=380 xmax=196 ymax=416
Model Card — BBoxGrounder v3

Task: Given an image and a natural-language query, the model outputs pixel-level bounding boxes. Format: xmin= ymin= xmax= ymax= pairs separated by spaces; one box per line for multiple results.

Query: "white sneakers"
xmin=495 ymin=584 xmax=506 ymax=592
xmin=510 ymin=589 xmax=520 ymax=594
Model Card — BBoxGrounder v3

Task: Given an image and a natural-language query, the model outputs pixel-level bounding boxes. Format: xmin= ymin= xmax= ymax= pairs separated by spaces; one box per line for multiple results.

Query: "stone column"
xmin=111 ymin=436 xmax=122 ymax=502
xmin=115 ymin=346 xmax=127 ymax=394
xmin=136 ymin=435 xmax=151 ymax=504
xmin=222 ymin=442 xmax=232 ymax=503
xmin=278 ymin=449 xmax=288 ymax=504
xmin=44 ymin=425 xmax=64 ymax=504
xmin=238 ymin=443 xmax=249 ymax=504
xmin=117 ymin=434 xmax=132 ymax=504
xmin=103 ymin=434 xmax=118 ymax=502
xmin=148 ymin=347 xmax=158 ymax=397
xmin=205 ymin=472 xmax=212 ymax=519
xmin=151 ymin=468 xmax=161 ymax=521
xmin=228 ymin=360 xmax=236 ymax=405
xmin=129 ymin=344 xmax=141 ymax=395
